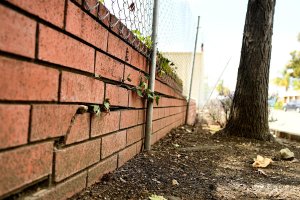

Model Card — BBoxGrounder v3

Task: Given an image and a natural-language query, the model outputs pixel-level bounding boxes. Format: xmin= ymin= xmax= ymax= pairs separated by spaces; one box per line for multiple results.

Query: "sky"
xmin=186 ymin=0 xmax=300 ymax=91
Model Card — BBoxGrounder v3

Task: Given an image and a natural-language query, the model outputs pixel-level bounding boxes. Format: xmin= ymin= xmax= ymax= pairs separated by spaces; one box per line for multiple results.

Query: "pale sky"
xmin=187 ymin=0 xmax=300 ymax=90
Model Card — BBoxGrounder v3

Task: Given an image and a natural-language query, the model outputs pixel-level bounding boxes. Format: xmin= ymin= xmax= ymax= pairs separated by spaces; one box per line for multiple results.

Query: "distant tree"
xmin=287 ymin=50 xmax=300 ymax=78
xmin=273 ymin=71 xmax=290 ymax=91
xmin=217 ymin=0 xmax=276 ymax=141
xmin=216 ymin=80 xmax=230 ymax=96
xmin=273 ymin=35 xmax=300 ymax=91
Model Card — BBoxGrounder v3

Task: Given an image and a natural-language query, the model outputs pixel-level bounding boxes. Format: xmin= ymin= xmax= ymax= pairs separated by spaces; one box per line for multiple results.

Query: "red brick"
xmin=101 ymin=131 xmax=126 ymax=158
xmin=31 ymin=105 xmax=78 ymax=141
xmin=109 ymin=14 xmax=120 ymax=34
xmin=39 ymin=25 xmax=94 ymax=73
xmin=0 ymin=105 xmax=30 ymax=149
xmin=124 ymin=65 xmax=142 ymax=86
xmin=150 ymin=132 xmax=157 ymax=145
xmin=83 ymin=0 xmax=98 ymax=16
xmin=154 ymin=80 xmax=161 ymax=93
xmin=0 ymin=5 xmax=36 ymax=58
xmin=28 ymin=171 xmax=87 ymax=200
xmin=157 ymin=127 xmax=169 ymax=141
xmin=8 ymin=0 xmax=65 ymax=27
xmin=107 ymin=33 xmax=128 ymax=61
xmin=127 ymin=125 xmax=143 ymax=145
xmin=87 ymin=155 xmax=117 ymax=186
xmin=0 ymin=56 xmax=59 ymax=101
xmin=164 ymin=107 xmax=170 ymax=117
xmin=74 ymin=0 xmax=82 ymax=5
xmin=95 ymin=51 xmax=124 ymax=81
xmin=60 ymin=71 xmax=104 ymax=103
xmin=130 ymin=50 xmax=146 ymax=71
xmin=65 ymin=113 xmax=90 ymax=144
xmin=161 ymin=97 xmax=168 ymax=107
xmin=158 ymin=108 xmax=165 ymax=119
xmin=153 ymin=108 xmax=159 ymax=120
xmin=120 ymin=110 xmax=138 ymax=129
xmin=0 ymin=142 xmax=53 ymax=197
xmin=98 ymin=3 xmax=110 ymax=27
xmin=105 ymin=84 xmax=128 ymax=107
xmin=152 ymin=119 xmax=162 ymax=133
xmin=55 ymin=139 xmax=100 ymax=182
xmin=118 ymin=144 xmax=137 ymax=167
xmin=128 ymin=90 xmax=145 ymax=108
xmin=124 ymin=46 xmax=132 ymax=64
xmin=136 ymin=141 xmax=143 ymax=153
xmin=91 ymin=111 xmax=120 ymax=137
xmin=138 ymin=109 xmax=146 ymax=124
xmin=66 ymin=2 xmax=108 ymax=50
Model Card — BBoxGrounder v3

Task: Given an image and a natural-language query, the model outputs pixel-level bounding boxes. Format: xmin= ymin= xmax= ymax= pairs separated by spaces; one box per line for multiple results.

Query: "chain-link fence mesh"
xmin=157 ymin=0 xmax=202 ymax=103
xmin=83 ymin=0 xmax=153 ymax=55
xmin=83 ymin=0 xmax=204 ymax=105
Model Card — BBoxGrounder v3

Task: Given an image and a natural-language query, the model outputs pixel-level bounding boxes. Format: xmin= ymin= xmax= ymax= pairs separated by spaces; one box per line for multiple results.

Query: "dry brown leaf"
xmin=252 ymin=155 xmax=273 ymax=168
xmin=172 ymin=179 xmax=179 ymax=186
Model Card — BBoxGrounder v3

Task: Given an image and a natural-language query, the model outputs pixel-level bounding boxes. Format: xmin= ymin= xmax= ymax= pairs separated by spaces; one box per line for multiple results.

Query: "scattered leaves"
xmin=173 ymin=144 xmax=180 ymax=148
xmin=172 ymin=179 xmax=179 ymax=186
xmin=149 ymin=194 xmax=167 ymax=200
xmin=252 ymin=155 xmax=273 ymax=168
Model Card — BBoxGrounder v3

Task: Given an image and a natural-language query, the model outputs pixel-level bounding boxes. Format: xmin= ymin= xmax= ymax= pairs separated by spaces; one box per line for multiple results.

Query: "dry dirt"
xmin=70 ymin=124 xmax=300 ymax=200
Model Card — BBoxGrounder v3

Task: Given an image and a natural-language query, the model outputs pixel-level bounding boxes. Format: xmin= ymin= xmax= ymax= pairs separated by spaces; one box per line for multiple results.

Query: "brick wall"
xmin=0 ymin=1 xmax=195 ymax=199
xmin=187 ymin=99 xmax=197 ymax=125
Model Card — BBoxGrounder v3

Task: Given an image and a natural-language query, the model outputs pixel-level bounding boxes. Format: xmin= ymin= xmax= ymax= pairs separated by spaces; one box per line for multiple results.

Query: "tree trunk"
xmin=221 ymin=0 xmax=276 ymax=141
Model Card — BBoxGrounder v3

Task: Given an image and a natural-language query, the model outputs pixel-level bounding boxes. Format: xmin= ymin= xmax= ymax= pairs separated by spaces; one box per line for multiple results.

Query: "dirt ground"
xmin=70 ymin=124 xmax=300 ymax=200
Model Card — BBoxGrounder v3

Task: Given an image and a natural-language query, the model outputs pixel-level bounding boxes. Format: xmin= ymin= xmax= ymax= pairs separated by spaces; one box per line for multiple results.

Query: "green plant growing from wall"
xmin=157 ymin=52 xmax=183 ymax=87
xmin=124 ymin=74 xmax=160 ymax=105
xmin=86 ymin=98 xmax=111 ymax=116
xmin=132 ymin=30 xmax=152 ymax=49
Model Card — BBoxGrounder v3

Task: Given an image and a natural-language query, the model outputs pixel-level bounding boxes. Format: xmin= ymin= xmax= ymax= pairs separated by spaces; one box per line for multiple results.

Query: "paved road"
xmin=269 ymin=109 xmax=300 ymax=136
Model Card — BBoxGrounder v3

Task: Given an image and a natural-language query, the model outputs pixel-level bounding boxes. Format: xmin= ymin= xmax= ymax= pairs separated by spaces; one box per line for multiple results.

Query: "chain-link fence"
xmin=83 ymin=0 xmax=204 ymax=104
xmin=157 ymin=0 xmax=203 ymax=103
xmin=83 ymin=0 xmax=154 ymax=56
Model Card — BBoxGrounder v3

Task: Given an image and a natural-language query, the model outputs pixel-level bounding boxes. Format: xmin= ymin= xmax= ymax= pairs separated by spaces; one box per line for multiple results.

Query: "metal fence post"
xmin=144 ymin=0 xmax=159 ymax=151
xmin=185 ymin=16 xmax=200 ymax=124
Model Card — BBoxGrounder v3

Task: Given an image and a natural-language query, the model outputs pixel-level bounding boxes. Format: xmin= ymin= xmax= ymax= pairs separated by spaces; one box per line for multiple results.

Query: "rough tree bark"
xmin=219 ymin=0 xmax=276 ymax=141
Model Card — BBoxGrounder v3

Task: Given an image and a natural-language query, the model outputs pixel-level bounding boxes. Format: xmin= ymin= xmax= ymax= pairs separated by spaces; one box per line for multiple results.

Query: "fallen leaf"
xmin=252 ymin=155 xmax=273 ymax=168
xmin=173 ymin=144 xmax=180 ymax=148
xmin=172 ymin=179 xmax=179 ymax=186
xmin=149 ymin=194 xmax=167 ymax=200
xmin=152 ymin=178 xmax=161 ymax=184
xmin=119 ymin=177 xmax=126 ymax=183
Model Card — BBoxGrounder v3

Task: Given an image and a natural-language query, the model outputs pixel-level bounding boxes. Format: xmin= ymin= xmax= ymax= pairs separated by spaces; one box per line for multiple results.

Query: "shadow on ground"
xmin=70 ymin=124 xmax=300 ymax=200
